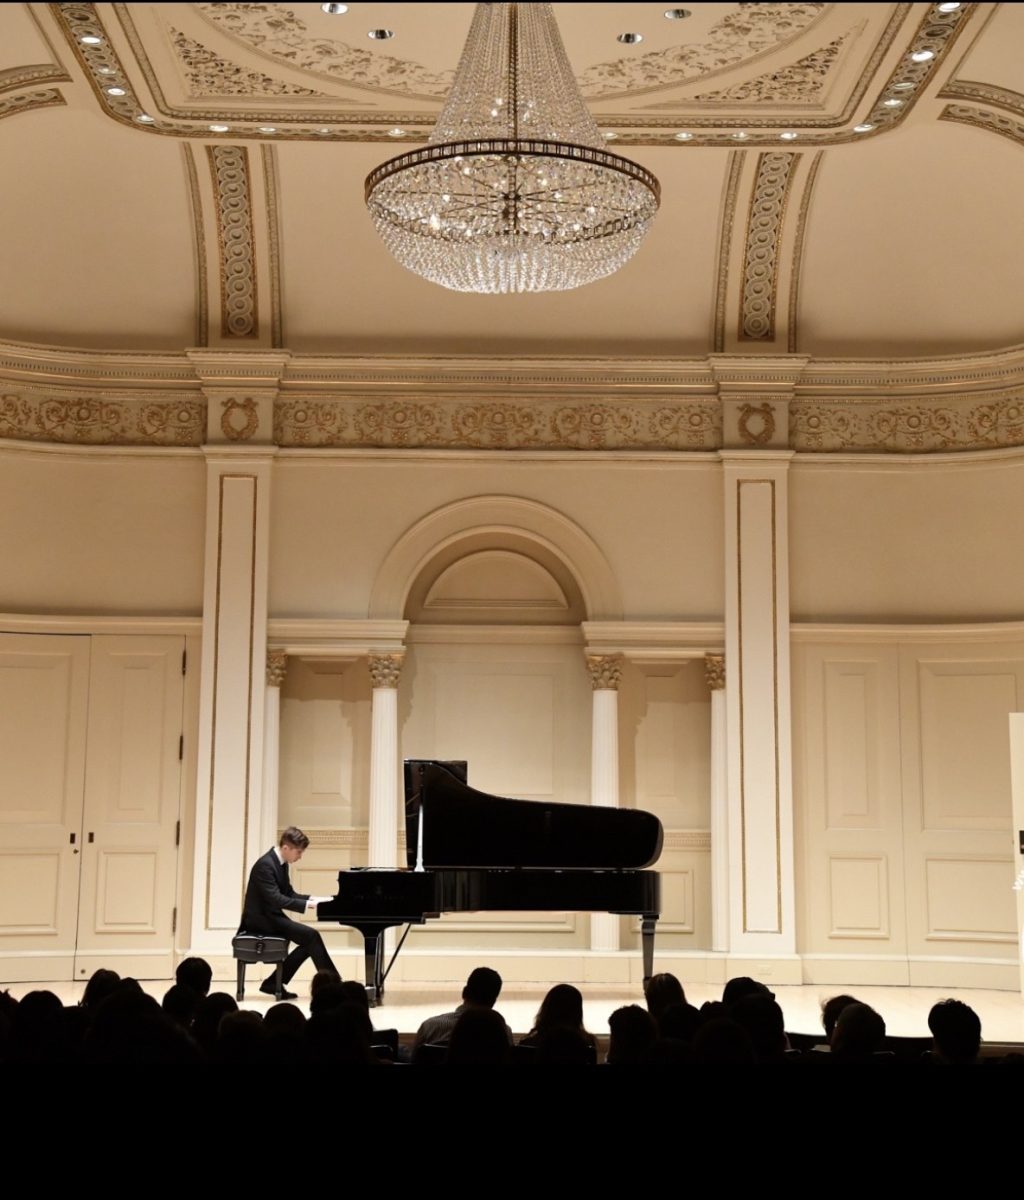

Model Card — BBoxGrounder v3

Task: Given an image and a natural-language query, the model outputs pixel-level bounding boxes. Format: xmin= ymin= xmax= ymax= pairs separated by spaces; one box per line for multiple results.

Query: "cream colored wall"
xmin=790 ymin=456 xmax=1024 ymax=622
xmin=0 ymin=449 xmax=206 ymax=614
xmin=793 ymin=634 xmax=1020 ymax=987
xmin=269 ymin=456 xmax=724 ymax=620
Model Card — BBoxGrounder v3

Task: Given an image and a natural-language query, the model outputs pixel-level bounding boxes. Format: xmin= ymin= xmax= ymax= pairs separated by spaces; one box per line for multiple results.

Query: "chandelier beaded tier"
xmin=364 ymin=3 xmax=660 ymax=294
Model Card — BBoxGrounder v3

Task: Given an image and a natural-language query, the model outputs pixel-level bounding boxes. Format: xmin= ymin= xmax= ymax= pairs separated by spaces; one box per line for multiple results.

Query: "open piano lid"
xmin=403 ymin=759 xmax=663 ymax=871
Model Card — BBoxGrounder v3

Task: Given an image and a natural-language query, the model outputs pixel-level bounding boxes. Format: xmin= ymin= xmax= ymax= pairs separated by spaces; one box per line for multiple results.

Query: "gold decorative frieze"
xmin=0 ymin=88 xmax=65 ymax=122
xmin=939 ymin=103 xmax=1024 ymax=149
xmin=262 ymin=145 xmax=284 ymax=350
xmin=207 ymin=146 xmax=258 ymax=339
xmin=0 ymin=390 xmax=205 ymax=445
xmin=704 ymin=654 xmax=726 ymax=692
xmin=274 ymin=397 xmax=721 ymax=451
xmin=739 ymin=153 xmax=798 ymax=341
xmin=788 ymin=151 xmax=824 ymax=354
xmin=587 ymin=655 xmax=623 ymax=691
xmin=266 ymin=650 xmax=287 ymax=688
xmin=182 ymin=144 xmax=208 ymax=349
xmin=368 ymin=654 xmax=404 ymax=689
xmin=663 ymin=831 xmax=712 ymax=852
xmin=939 ymin=81 xmax=1024 ymax=119
xmin=0 ymin=65 xmax=71 ymax=94
xmin=791 ymin=391 xmax=1024 ymax=453
xmin=713 ymin=153 xmax=745 ymax=354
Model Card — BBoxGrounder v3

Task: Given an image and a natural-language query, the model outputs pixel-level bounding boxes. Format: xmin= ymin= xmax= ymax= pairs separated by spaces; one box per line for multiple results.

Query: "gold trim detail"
xmin=0 ymin=390 xmax=205 ymax=445
xmin=182 ymin=144 xmax=208 ymax=349
xmin=0 ymin=88 xmax=65 ymax=122
xmin=368 ymin=654 xmax=404 ymax=689
xmin=939 ymin=80 xmax=1024 ymax=118
xmin=586 ymin=654 xmax=623 ymax=691
xmin=274 ymin=397 xmax=721 ymax=451
xmin=220 ymin=397 xmax=259 ymax=442
xmin=266 ymin=649 xmax=287 ymax=688
xmin=940 ymin=103 xmax=1024 ymax=149
xmin=713 ymin=153 xmax=744 ymax=353
xmin=261 ymin=145 xmax=284 ymax=350
xmin=787 ymin=151 xmax=824 ymax=354
xmin=739 ymin=153 xmax=798 ymax=341
xmin=0 ymin=65 xmax=70 ymax=95
xmin=704 ymin=653 xmax=725 ymax=692
xmin=738 ymin=403 xmax=778 ymax=446
xmin=206 ymin=145 xmax=259 ymax=339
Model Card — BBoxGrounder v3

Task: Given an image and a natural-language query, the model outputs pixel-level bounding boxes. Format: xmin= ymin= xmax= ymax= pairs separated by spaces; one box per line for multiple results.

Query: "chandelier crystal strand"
xmin=365 ymin=3 xmax=660 ymax=294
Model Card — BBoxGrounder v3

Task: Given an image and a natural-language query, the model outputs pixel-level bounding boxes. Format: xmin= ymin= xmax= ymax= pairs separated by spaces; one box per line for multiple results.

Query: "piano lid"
xmin=403 ymin=760 xmax=663 ymax=871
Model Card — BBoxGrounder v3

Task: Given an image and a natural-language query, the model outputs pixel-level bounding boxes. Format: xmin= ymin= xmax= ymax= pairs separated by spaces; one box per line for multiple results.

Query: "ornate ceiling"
xmin=0 ymin=3 xmax=1022 ymax=370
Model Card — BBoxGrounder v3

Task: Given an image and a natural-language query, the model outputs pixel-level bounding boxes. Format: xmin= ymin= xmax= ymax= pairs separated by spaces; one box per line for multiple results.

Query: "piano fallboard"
xmin=317 ymin=867 xmax=661 ymax=927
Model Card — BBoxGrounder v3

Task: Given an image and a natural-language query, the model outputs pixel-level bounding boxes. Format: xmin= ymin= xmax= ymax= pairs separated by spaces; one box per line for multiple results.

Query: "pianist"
xmin=240 ymin=827 xmax=339 ymax=1000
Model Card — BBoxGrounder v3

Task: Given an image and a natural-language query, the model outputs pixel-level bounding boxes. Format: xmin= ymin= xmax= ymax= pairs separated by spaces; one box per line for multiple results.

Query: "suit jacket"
xmin=239 ymin=848 xmax=309 ymax=934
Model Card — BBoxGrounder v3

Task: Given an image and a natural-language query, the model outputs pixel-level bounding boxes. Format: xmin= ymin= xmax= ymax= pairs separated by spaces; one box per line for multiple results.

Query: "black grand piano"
xmin=317 ymin=760 xmax=663 ymax=1003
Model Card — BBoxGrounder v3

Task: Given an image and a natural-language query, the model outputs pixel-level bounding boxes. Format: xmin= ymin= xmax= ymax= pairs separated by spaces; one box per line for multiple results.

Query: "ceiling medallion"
xmin=364 ymin=3 xmax=660 ymax=294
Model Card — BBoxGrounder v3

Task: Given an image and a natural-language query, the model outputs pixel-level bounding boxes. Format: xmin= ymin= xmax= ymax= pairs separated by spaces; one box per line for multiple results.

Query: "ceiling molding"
xmin=0 ymin=87 xmax=65 ymax=122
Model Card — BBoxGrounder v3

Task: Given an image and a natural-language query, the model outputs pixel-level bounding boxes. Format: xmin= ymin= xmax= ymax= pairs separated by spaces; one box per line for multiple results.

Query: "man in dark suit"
xmin=240 ymin=826 xmax=340 ymax=1000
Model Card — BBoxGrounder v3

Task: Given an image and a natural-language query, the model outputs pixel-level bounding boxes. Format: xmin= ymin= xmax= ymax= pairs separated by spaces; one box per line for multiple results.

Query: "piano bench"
xmin=231 ymin=933 xmax=289 ymax=1001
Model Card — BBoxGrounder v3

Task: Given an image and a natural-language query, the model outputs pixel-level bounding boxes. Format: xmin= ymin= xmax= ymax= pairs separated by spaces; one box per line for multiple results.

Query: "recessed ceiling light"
xmin=892 ymin=81 xmax=915 ymax=90
xmin=853 ymin=123 xmax=875 ymax=133
xmin=603 ymin=130 xmax=618 ymax=140
xmin=368 ymin=29 xmax=394 ymax=40
xmin=258 ymin=126 xmax=277 ymax=134
xmin=617 ymin=33 xmax=643 ymax=44
xmin=316 ymin=127 xmax=332 ymax=134
xmin=674 ymin=131 xmax=693 ymax=141
xmin=135 ymin=113 xmax=155 ymax=123
xmin=80 ymin=35 xmax=102 ymax=45
xmin=106 ymin=86 xmax=126 ymax=96
xmin=209 ymin=124 xmax=230 ymax=133
xmin=664 ymin=8 xmax=692 ymax=18
xmin=388 ymin=127 xmax=406 ymax=137
xmin=732 ymin=131 xmax=748 ymax=140
xmin=98 ymin=67 xmax=115 ymax=75
xmin=937 ymin=2 xmax=961 ymax=11
xmin=780 ymin=131 xmax=798 ymax=140
xmin=911 ymin=49 xmax=935 ymax=63
xmin=321 ymin=2 xmax=349 ymax=12
xmin=883 ymin=98 xmax=903 ymax=108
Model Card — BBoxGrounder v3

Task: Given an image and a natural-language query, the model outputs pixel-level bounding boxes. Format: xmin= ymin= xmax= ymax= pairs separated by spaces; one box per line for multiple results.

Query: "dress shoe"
xmin=260 ymin=979 xmax=297 ymax=1000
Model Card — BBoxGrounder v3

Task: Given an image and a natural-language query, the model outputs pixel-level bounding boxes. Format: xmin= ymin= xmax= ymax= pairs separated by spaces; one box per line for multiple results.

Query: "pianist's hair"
xmin=279 ymin=826 xmax=310 ymax=850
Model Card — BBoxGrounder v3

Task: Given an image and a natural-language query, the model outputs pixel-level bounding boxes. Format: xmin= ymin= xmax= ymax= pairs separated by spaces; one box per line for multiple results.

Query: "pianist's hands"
xmin=305 ymin=896 xmax=333 ymax=910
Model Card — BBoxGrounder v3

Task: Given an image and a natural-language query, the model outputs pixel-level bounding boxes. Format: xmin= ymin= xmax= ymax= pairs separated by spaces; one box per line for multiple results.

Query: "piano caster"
xmin=366 ymin=985 xmax=380 ymax=1009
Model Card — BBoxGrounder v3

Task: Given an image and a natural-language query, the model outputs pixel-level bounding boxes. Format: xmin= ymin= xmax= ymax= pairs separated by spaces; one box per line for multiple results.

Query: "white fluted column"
xmin=261 ymin=650 xmax=287 ymax=854
xmin=588 ymin=654 xmax=623 ymax=952
xmin=368 ymin=654 xmax=404 ymax=870
xmin=705 ymin=653 xmax=729 ymax=953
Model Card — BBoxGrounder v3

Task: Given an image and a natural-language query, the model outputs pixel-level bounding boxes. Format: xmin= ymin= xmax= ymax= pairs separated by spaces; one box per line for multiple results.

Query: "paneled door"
xmin=898 ymin=645 xmax=1022 ymax=983
xmin=0 ymin=634 xmax=90 ymax=983
xmin=74 ymin=636 xmax=185 ymax=981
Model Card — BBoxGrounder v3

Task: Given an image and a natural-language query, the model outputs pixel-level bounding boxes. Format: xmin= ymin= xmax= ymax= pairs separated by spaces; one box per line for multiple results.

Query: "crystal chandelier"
xmin=364 ymin=3 xmax=660 ymax=294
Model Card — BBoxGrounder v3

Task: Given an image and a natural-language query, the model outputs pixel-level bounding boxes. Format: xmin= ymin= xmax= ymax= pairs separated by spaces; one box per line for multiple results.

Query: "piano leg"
xmin=641 ymin=917 xmax=657 ymax=986
xmin=362 ymin=931 xmax=385 ymax=1007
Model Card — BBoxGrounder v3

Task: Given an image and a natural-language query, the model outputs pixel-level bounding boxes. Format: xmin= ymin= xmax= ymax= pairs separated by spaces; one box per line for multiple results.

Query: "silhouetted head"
xmin=692 ymin=1017 xmax=756 ymax=1065
xmin=531 ymin=983 xmax=586 ymax=1035
xmin=175 ymin=957 xmax=213 ymax=998
xmin=310 ymin=969 xmax=342 ymax=1001
xmin=462 ymin=966 xmax=502 ymax=1008
xmin=162 ymin=982 xmax=201 ymax=1029
xmin=81 ymin=969 xmax=121 ymax=1010
xmin=821 ymin=994 xmax=860 ymax=1041
xmin=722 ymin=976 xmax=773 ymax=1008
xmin=447 ymin=1008 xmax=511 ymax=1065
xmin=731 ymin=994 xmax=788 ymax=1061
xmin=831 ymin=1003 xmax=886 ymax=1061
xmin=928 ymin=999 xmax=982 ymax=1064
xmin=644 ymin=973 xmax=687 ymax=1021
xmin=606 ymin=1005 xmax=658 ymax=1065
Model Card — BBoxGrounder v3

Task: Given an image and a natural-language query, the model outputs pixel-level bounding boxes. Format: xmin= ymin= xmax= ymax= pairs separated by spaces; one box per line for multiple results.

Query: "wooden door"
xmin=0 ymin=634 xmax=90 ymax=982
xmin=74 ymin=636 xmax=185 ymax=981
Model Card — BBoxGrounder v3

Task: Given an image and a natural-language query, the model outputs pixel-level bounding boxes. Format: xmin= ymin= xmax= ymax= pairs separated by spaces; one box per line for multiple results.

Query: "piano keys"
xmin=317 ymin=760 xmax=663 ymax=1003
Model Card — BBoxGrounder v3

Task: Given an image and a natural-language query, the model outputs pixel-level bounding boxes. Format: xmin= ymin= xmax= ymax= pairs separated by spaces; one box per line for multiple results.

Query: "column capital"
xmin=586 ymin=654 xmax=623 ymax=691
xmin=704 ymin=653 xmax=726 ymax=691
xmin=368 ymin=653 xmax=405 ymax=688
xmin=266 ymin=649 xmax=287 ymax=687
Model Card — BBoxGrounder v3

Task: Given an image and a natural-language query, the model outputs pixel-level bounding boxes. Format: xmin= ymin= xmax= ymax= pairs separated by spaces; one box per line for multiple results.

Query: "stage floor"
xmin=9 ymin=977 xmax=1024 ymax=1043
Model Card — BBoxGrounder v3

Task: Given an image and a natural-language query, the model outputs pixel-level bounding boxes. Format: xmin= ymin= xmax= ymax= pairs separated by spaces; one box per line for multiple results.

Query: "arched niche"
xmin=369 ymin=495 xmax=622 ymax=621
